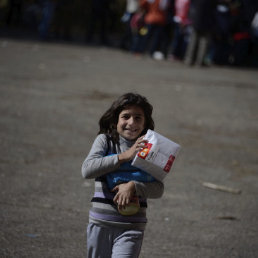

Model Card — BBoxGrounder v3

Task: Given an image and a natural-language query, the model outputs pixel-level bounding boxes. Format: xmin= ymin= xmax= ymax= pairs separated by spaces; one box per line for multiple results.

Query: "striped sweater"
xmin=82 ymin=134 xmax=164 ymax=230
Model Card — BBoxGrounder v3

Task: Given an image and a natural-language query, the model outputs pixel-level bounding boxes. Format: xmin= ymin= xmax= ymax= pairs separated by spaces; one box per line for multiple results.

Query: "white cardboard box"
xmin=132 ymin=130 xmax=181 ymax=181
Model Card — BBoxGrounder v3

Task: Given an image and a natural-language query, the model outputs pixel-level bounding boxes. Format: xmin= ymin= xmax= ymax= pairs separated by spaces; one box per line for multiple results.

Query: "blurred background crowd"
xmin=0 ymin=0 xmax=257 ymax=67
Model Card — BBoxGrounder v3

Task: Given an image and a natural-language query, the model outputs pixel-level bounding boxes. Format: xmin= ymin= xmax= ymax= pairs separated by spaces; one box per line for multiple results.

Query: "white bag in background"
xmin=132 ymin=130 xmax=181 ymax=181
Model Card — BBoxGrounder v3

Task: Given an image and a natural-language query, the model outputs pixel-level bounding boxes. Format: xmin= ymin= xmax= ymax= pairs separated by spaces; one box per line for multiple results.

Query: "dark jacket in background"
xmin=191 ymin=0 xmax=216 ymax=34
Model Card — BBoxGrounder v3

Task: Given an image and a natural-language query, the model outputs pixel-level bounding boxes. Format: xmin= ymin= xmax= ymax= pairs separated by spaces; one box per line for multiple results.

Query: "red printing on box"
xmin=164 ymin=155 xmax=175 ymax=172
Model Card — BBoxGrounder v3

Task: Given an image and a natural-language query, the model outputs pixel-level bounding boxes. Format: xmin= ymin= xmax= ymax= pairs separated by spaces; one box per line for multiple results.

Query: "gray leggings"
xmin=87 ymin=223 xmax=144 ymax=258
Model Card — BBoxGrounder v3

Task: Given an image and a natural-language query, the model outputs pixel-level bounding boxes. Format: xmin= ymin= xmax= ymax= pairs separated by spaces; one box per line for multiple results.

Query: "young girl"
xmin=81 ymin=93 xmax=164 ymax=258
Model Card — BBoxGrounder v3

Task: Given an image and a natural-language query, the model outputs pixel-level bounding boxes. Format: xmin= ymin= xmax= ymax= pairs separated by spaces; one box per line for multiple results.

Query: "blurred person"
xmin=6 ymin=0 xmax=23 ymax=26
xmin=120 ymin=0 xmax=139 ymax=51
xmin=38 ymin=0 xmax=58 ymax=40
xmin=228 ymin=0 xmax=257 ymax=66
xmin=211 ymin=0 xmax=233 ymax=65
xmin=210 ymin=0 xmax=255 ymax=66
xmin=86 ymin=0 xmax=113 ymax=45
xmin=22 ymin=0 xmax=42 ymax=30
xmin=250 ymin=11 xmax=258 ymax=66
xmin=134 ymin=0 xmax=171 ymax=59
xmin=129 ymin=8 xmax=146 ymax=52
xmin=81 ymin=93 xmax=164 ymax=258
xmin=184 ymin=0 xmax=216 ymax=66
xmin=169 ymin=0 xmax=191 ymax=61
xmin=51 ymin=0 xmax=74 ymax=41
xmin=251 ymin=11 xmax=258 ymax=38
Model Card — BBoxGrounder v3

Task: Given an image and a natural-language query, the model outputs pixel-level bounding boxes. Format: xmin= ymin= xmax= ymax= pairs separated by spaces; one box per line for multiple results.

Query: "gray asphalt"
xmin=0 ymin=39 xmax=258 ymax=258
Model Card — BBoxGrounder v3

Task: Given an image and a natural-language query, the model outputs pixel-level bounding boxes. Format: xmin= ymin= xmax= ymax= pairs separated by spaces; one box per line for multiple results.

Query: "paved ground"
xmin=0 ymin=39 xmax=258 ymax=258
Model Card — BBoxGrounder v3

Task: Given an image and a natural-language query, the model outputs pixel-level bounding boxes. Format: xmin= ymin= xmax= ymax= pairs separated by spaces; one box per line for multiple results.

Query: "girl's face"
xmin=117 ymin=105 xmax=145 ymax=141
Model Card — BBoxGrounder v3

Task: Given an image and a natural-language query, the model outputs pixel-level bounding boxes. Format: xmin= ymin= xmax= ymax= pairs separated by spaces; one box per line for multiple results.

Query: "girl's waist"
xmin=89 ymin=206 xmax=147 ymax=226
xmin=89 ymin=217 xmax=147 ymax=231
xmin=92 ymin=191 xmax=147 ymax=207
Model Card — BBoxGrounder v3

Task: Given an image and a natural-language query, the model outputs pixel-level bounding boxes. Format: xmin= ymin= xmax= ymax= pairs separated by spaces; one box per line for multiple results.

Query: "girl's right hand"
xmin=118 ymin=136 xmax=148 ymax=163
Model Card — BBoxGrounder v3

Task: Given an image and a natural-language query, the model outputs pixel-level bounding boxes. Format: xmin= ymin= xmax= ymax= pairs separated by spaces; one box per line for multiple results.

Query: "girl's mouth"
xmin=125 ymin=128 xmax=138 ymax=133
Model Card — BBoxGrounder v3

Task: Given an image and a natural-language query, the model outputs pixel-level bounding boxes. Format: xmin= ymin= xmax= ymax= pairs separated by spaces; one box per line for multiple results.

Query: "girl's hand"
xmin=118 ymin=136 xmax=148 ymax=163
xmin=112 ymin=181 xmax=136 ymax=210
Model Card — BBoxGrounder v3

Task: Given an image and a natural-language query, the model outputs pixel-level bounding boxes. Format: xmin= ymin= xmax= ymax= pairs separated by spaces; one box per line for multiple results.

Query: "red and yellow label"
xmin=137 ymin=143 xmax=152 ymax=159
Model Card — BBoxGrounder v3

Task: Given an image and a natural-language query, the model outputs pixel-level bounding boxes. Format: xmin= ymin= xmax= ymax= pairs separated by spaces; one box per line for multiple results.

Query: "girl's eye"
xmin=122 ymin=115 xmax=130 ymax=119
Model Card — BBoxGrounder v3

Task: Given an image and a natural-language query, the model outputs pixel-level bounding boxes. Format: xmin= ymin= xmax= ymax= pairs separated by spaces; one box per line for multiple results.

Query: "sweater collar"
xmin=119 ymin=135 xmax=135 ymax=147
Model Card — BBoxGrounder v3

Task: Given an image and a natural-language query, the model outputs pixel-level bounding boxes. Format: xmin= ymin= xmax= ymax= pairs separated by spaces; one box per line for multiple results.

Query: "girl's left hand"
xmin=118 ymin=136 xmax=148 ymax=164
xmin=112 ymin=181 xmax=136 ymax=209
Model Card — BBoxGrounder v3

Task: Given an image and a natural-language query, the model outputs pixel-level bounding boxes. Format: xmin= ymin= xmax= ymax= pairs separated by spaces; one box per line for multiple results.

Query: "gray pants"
xmin=184 ymin=29 xmax=209 ymax=66
xmin=87 ymin=223 xmax=144 ymax=258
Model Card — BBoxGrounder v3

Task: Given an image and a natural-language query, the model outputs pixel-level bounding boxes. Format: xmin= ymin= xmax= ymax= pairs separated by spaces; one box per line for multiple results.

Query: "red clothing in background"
xmin=140 ymin=0 xmax=169 ymax=25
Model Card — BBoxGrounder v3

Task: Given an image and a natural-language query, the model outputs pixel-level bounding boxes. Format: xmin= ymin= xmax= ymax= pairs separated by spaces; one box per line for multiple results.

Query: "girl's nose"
xmin=128 ymin=117 xmax=135 ymax=125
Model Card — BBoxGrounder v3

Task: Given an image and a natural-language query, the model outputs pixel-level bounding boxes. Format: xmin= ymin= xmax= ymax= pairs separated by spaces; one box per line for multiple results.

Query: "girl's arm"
xmin=118 ymin=136 xmax=147 ymax=163
xmin=82 ymin=135 xmax=147 ymax=179
xmin=81 ymin=134 xmax=121 ymax=179
xmin=112 ymin=180 xmax=164 ymax=209
xmin=134 ymin=180 xmax=164 ymax=199
xmin=118 ymin=136 xmax=164 ymax=199
xmin=116 ymin=136 xmax=164 ymax=200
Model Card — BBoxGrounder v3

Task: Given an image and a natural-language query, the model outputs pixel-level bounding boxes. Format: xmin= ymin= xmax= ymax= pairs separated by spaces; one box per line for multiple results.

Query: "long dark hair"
xmin=98 ymin=93 xmax=155 ymax=142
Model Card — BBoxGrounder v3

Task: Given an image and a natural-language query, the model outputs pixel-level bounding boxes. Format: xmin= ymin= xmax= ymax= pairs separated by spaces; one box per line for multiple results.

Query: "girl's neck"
xmin=119 ymin=135 xmax=136 ymax=145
